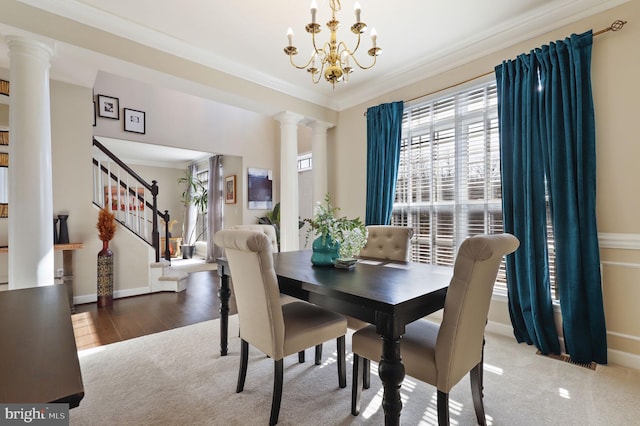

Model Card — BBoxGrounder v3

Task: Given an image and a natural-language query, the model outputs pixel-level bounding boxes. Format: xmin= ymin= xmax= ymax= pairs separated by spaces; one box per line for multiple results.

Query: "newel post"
xmin=151 ymin=180 xmax=159 ymax=263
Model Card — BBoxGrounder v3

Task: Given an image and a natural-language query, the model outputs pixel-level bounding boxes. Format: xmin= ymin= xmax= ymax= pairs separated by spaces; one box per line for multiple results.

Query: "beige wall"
xmin=0 ymin=0 xmax=637 ymax=366
xmin=93 ymin=72 xmax=284 ymax=227
xmin=332 ymin=1 xmax=640 ymax=364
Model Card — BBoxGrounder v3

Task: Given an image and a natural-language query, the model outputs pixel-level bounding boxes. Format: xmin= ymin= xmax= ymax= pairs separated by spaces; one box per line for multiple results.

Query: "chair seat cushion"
xmin=352 ymin=319 xmax=439 ymax=386
xmin=282 ymin=302 xmax=347 ymax=357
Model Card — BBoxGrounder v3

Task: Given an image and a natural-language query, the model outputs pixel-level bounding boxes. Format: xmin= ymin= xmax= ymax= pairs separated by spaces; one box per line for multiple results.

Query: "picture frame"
xmin=247 ymin=168 xmax=272 ymax=209
xmin=225 ymin=175 xmax=236 ymax=204
xmin=97 ymin=94 xmax=119 ymax=119
xmin=93 ymin=101 xmax=96 ymax=127
xmin=124 ymin=108 xmax=146 ymax=134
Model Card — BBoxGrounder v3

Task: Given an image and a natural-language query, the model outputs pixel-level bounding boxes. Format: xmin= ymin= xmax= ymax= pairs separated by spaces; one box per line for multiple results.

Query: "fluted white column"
xmin=309 ymin=120 xmax=334 ymax=205
xmin=6 ymin=36 xmax=55 ymax=289
xmin=274 ymin=111 xmax=304 ymax=252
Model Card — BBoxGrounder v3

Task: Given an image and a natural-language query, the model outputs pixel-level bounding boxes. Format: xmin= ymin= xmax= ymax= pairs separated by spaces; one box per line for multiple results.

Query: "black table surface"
xmin=272 ymin=250 xmax=452 ymax=334
xmin=0 ymin=285 xmax=84 ymax=407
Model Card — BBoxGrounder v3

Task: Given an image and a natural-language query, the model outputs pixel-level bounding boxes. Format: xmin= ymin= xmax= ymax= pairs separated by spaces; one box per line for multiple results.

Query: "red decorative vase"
xmin=97 ymin=240 xmax=114 ymax=308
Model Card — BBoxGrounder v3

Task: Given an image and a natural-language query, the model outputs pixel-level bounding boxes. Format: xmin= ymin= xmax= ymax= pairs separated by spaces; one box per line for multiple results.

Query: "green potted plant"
xmin=302 ymin=194 xmax=367 ymax=267
xmin=177 ymin=171 xmax=208 ymax=258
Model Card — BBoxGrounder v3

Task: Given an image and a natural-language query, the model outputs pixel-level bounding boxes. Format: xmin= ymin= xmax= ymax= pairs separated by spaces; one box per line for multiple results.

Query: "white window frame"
xmin=392 ymin=76 xmax=558 ymax=301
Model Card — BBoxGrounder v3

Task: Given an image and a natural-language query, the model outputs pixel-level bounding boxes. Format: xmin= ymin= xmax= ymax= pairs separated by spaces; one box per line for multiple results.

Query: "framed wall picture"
xmin=97 ymin=94 xmax=119 ymax=119
xmin=247 ymin=168 xmax=272 ymax=209
xmin=225 ymin=175 xmax=236 ymax=204
xmin=124 ymin=108 xmax=145 ymax=134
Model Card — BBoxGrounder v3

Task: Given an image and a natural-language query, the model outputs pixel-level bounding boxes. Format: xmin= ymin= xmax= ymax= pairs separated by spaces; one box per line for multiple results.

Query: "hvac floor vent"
xmin=536 ymin=351 xmax=598 ymax=371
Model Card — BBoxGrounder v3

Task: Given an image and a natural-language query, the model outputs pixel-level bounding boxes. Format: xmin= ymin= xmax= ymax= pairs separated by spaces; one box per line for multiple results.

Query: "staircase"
xmin=92 ymin=138 xmax=187 ymax=292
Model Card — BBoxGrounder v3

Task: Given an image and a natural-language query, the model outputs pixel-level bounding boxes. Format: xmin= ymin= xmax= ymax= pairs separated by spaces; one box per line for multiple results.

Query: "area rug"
xmin=70 ymin=315 xmax=640 ymax=425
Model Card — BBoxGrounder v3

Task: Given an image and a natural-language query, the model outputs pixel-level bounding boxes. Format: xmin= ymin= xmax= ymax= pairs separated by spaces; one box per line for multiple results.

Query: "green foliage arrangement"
xmin=303 ymin=193 xmax=368 ymax=258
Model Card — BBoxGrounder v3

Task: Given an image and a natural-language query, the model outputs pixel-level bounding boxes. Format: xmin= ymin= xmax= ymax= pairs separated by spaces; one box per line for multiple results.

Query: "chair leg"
xmin=236 ymin=339 xmax=249 ymax=393
xmin=337 ymin=336 xmax=346 ymax=388
xmin=363 ymin=358 xmax=371 ymax=389
xmin=351 ymin=354 xmax=364 ymax=415
xmin=470 ymin=362 xmax=487 ymax=426
xmin=298 ymin=350 xmax=305 ymax=363
xmin=437 ymin=390 xmax=450 ymax=426
xmin=270 ymin=359 xmax=284 ymax=426
xmin=315 ymin=344 xmax=323 ymax=365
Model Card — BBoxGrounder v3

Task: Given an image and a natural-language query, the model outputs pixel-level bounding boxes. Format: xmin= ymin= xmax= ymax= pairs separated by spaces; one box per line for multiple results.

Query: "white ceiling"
xmin=11 ymin=0 xmax=629 ymax=111
xmin=95 ymin=137 xmax=212 ymax=170
xmin=1 ymin=0 xmax=628 ymax=166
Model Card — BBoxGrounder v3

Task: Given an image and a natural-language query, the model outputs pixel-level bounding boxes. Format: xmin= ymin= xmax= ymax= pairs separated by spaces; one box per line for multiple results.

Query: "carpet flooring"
xmin=70 ymin=315 xmax=640 ymax=425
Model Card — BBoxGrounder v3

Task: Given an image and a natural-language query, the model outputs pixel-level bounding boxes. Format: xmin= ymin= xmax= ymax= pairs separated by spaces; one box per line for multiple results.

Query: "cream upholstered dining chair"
xmin=230 ymin=224 xmax=317 ymax=361
xmin=359 ymin=225 xmax=414 ymax=262
xmin=214 ymin=229 xmax=348 ymax=426
xmin=352 ymin=225 xmax=415 ymax=387
xmin=350 ymin=233 xmax=519 ymax=426
xmin=353 ymin=225 xmax=414 ymax=330
xmin=231 ymin=224 xmax=278 ymax=252
xmin=231 ymin=225 xmax=298 ymax=303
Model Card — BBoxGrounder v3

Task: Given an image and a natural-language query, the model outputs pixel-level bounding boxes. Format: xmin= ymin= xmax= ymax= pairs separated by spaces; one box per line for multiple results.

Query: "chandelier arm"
xmin=349 ymin=53 xmax=378 ymax=70
xmin=348 ymin=34 xmax=361 ymax=56
xmin=311 ymin=32 xmax=321 ymax=58
xmin=312 ymin=60 xmax=325 ymax=84
xmin=337 ymin=41 xmax=352 ymax=58
xmin=288 ymin=53 xmax=315 ymax=70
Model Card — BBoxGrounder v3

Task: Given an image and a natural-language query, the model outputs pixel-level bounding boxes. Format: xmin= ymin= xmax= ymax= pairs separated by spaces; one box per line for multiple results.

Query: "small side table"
xmin=0 ymin=243 xmax=84 ymax=313
xmin=56 ymin=243 xmax=84 ymax=313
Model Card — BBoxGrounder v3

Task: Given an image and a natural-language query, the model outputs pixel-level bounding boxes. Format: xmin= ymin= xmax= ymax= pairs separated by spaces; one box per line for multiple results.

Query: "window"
xmin=298 ymin=153 xmax=312 ymax=171
xmin=392 ymin=78 xmax=556 ymax=298
xmin=195 ymin=169 xmax=209 ymax=242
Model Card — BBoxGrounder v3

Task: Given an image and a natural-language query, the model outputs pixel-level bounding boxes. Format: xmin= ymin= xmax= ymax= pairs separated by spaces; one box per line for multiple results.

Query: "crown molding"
xmin=17 ymin=0 xmax=631 ymax=112
xmin=335 ymin=0 xmax=631 ymax=110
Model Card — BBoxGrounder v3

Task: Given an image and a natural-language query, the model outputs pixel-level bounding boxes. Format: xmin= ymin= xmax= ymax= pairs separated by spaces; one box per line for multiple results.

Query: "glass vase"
xmin=311 ymin=235 xmax=340 ymax=266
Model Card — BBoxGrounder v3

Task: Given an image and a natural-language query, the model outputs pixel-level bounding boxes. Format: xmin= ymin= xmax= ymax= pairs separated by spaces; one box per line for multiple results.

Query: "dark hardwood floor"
xmin=71 ymin=270 xmax=236 ymax=351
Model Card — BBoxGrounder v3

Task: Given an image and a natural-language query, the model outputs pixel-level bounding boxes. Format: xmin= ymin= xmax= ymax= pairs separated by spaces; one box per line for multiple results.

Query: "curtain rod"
xmin=364 ymin=19 xmax=627 ymax=116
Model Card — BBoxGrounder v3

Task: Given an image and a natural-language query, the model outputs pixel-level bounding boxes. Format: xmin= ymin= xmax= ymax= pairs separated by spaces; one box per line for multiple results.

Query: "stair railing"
xmin=92 ymin=138 xmax=171 ymax=263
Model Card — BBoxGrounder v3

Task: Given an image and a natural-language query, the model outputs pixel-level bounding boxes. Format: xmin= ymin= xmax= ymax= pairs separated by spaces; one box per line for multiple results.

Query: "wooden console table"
xmin=0 ymin=243 xmax=83 ymax=313
xmin=0 ymin=284 xmax=84 ymax=407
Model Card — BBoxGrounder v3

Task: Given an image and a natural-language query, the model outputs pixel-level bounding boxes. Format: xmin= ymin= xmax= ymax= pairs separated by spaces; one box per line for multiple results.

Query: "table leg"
xmin=62 ymin=249 xmax=75 ymax=314
xmin=217 ymin=266 xmax=231 ymax=356
xmin=378 ymin=334 xmax=405 ymax=426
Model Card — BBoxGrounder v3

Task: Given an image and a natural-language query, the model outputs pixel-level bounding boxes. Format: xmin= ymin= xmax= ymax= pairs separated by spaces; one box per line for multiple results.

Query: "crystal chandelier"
xmin=284 ymin=0 xmax=381 ymax=88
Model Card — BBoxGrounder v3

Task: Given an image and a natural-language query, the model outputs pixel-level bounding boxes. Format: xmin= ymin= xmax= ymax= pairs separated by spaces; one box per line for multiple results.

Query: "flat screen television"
xmin=248 ymin=168 xmax=273 ymax=210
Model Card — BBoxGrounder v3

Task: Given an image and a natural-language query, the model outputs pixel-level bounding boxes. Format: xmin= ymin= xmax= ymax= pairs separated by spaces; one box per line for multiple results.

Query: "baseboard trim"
xmin=486 ymin=320 xmax=639 ymax=371
xmin=73 ymin=286 xmax=151 ymax=305
xmin=608 ymin=348 xmax=640 ymax=370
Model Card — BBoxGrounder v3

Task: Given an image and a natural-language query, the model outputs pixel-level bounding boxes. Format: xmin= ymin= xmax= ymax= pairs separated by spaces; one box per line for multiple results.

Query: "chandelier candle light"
xmin=284 ymin=0 xmax=381 ymax=87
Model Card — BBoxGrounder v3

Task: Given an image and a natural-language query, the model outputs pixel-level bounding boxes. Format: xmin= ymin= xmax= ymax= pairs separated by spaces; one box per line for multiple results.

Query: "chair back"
xmin=232 ymin=224 xmax=279 ymax=252
xmin=214 ymin=229 xmax=285 ymax=359
xmin=435 ymin=233 xmax=519 ymax=392
xmin=359 ymin=225 xmax=414 ymax=262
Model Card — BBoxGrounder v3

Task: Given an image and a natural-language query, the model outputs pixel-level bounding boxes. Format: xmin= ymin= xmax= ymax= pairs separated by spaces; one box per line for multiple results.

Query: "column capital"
xmin=308 ymin=119 xmax=335 ymax=132
xmin=5 ymin=36 xmax=55 ymax=63
xmin=274 ymin=111 xmax=304 ymax=126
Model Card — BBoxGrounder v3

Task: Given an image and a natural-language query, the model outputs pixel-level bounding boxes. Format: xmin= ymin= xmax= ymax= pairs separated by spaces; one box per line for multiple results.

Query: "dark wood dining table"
xmin=216 ymin=250 xmax=453 ymax=425
xmin=0 ymin=284 xmax=84 ymax=408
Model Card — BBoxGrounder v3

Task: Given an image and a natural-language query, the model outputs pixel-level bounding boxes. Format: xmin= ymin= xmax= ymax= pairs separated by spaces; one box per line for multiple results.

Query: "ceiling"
xmin=95 ymin=137 xmax=212 ymax=170
xmin=7 ymin=0 xmax=628 ymax=112
xmin=0 ymin=0 xmax=628 ymax=166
